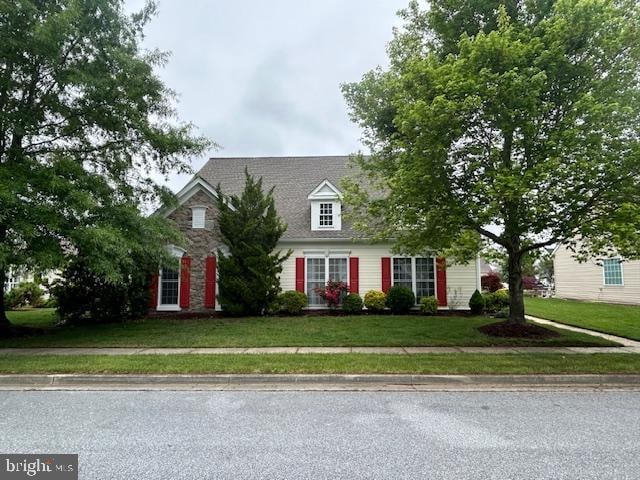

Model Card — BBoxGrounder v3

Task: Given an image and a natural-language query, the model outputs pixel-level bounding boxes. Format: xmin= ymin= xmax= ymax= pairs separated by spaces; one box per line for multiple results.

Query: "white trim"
xmin=191 ymin=206 xmax=206 ymax=229
xmin=304 ymin=254 xmax=350 ymax=306
xmin=390 ymin=256 xmax=437 ymax=304
xmin=157 ymin=265 xmax=181 ymax=311
xmin=307 ymin=179 xmax=342 ymax=200
xmin=602 ymin=257 xmax=624 ymax=287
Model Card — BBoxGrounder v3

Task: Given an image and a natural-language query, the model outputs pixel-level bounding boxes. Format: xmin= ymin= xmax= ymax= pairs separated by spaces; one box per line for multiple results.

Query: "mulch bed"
xmin=478 ymin=320 xmax=560 ymax=339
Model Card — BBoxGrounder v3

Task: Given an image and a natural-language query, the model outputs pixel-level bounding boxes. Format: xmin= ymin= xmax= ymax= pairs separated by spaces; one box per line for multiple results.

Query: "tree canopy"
xmin=342 ymin=0 xmax=640 ymax=323
xmin=0 ymin=0 xmax=211 ymax=328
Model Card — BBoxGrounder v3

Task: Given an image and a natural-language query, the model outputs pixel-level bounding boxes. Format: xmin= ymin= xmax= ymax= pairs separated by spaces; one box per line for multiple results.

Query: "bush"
xmin=53 ymin=260 xmax=150 ymax=324
xmin=342 ymin=293 xmax=363 ymax=314
xmin=481 ymin=272 xmax=502 ymax=292
xmin=3 ymin=282 xmax=44 ymax=309
xmin=364 ymin=290 xmax=386 ymax=312
xmin=419 ymin=296 xmax=438 ymax=315
xmin=522 ymin=276 xmax=540 ymax=290
xmin=385 ymin=286 xmax=415 ymax=314
xmin=314 ymin=280 xmax=348 ymax=309
xmin=469 ymin=289 xmax=485 ymax=315
xmin=275 ymin=291 xmax=307 ymax=315
xmin=494 ymin=289 xmax=509 ymax=308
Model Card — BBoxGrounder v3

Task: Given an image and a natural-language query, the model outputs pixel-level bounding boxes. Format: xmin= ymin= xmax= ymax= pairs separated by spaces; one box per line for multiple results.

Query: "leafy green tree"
xmin=215 ymin=170 xmax=291 ymax=316
xmin=0 ymin=1 xmax=210 ymax=331
xmin=342 ymin=0 xmax=640 ymax=324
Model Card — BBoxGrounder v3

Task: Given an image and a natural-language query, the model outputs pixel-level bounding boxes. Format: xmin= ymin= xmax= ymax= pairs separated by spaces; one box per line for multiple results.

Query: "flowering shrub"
xmin=314 ymin=280 xmax=348 ymax=309
xmin=481 ymin=272 xmax=503 ymax=292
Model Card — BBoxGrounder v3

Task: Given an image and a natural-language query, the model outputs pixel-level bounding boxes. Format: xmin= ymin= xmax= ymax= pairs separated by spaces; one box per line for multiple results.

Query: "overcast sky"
xmin=126 ymin=0 xmax=407 ymax=191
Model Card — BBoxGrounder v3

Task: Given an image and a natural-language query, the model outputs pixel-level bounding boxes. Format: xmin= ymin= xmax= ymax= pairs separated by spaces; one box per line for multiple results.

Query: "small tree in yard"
xmin=342 ymin=0 xmax=640 ymax=328
xmin=0 ymin=0 xmax=210 ymax=334
xmin=215 ymin=170 xmax=291 ymax=316
xmin=481 ymin=272 xmax=503 ymax=293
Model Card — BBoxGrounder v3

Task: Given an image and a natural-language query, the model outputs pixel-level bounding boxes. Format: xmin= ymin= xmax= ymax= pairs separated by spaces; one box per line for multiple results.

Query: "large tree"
xmin=0 ymin=0 xmax=210 ymax=331
xmin=215 ymin=170 xmax=291 ymax=316
xmin=342 ymin=0 xmax=640 ymax=324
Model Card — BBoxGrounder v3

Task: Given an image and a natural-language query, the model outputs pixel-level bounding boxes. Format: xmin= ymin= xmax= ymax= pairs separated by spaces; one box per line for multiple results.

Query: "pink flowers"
xmin=314 ymin=280 xmax=349 ymax=309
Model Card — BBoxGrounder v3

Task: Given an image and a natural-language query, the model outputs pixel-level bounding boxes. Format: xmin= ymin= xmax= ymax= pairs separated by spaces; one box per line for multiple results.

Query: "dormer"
xmin=308 ymin=179 xmax=342 ymax=231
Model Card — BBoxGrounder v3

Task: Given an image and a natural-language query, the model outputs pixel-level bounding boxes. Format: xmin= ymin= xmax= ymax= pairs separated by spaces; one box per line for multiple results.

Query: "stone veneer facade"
xmin=166 ymin=190 xmax=221 ymax=311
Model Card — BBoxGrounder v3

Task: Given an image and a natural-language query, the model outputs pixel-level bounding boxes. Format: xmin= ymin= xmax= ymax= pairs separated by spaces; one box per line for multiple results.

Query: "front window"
xmin=319 ymin=203 xmax=333 ymax=227
xmin=415 ymin=258 xmax=436 ymax=298
xmin=160 ymin=267 xmax=179 ymax=305
xmin=393 ymin=258 xmax=412 ymax=290
xmin=392 ymin=257 xmax=436 ymax=302
xmin=191 ymin=207 xmax=206 ymax=229
xmin=603 ymin=258 xmax=623 ymax=286
xmin=306 ymin=256 xmax=348 ymax=305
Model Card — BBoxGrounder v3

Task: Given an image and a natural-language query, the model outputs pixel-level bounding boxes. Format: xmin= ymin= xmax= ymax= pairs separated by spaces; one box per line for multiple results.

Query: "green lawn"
xmin=0 ymin=353 xmax=638 ymax=374
xmin=526 ymin=297 xmax=640 ymax=340
xmin=3 ymin=308 xmax=616 ymax=348
xmin=7 ymin=308 xmax=59 ymax=327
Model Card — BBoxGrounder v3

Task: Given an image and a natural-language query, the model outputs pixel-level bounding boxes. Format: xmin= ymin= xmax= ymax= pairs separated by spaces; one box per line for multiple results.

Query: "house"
xmin=553 ymin=244 xmax=640 ymax=305
xmin=150 ymin=156 xmax=481 ymax=312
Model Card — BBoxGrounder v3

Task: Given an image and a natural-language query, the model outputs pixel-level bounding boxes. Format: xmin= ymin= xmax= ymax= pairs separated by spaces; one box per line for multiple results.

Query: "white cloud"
xmin=127 ymin=0 xmax=407 ymax=191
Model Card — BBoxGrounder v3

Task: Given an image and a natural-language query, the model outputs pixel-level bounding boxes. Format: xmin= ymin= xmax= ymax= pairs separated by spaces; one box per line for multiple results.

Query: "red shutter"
xmin=149 ymin=273 xmax=158 ymax=309
xmin=436 ymin=257 xmax=447 ymax=307
xmin=381 ymin=257 xmax=391 ymax=293
xmin=204 ymin=256 xmax=216 ymax=308
xmin=295 ymin=258 xmax=305 ymax=292
xmin=349 ymin=257 xmax=359 ymax=294
xmin=180 ymin=256 xmax=191 ymax=309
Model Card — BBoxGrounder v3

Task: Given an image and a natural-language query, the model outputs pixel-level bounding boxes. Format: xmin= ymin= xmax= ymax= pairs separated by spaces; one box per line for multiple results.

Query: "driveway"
xmin=1 ymin=391 xmax=638 ymax=479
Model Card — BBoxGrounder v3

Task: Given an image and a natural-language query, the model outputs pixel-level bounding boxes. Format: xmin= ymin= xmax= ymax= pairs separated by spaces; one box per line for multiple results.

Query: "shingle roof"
xmin=197 ymin=156 xmax=359 ymax=239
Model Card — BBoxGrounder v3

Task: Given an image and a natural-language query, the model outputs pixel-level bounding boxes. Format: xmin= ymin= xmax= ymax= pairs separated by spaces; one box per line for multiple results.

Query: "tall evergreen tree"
xmin=215 ymin=170 xmax=291 ymax=316
xmin=0 ymin=0 xmax=210 ymax=332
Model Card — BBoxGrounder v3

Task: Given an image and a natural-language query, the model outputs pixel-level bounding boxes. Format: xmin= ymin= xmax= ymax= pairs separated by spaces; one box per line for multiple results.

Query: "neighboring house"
xmin=553 ymin=244 xmax=640 ymax=305
xmin=4 ymin=268 xmax=58 ymax=297
xmin=150 ymin=156 xmax=481 ymax=313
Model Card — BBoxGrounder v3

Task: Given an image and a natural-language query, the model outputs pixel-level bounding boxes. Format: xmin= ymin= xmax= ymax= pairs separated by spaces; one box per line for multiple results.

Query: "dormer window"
xmin=308 ymin=180 xmax=342 ymax=231
xmin=191 ymin=207 xmax=206 ymax=229
xmin=319 ymin=203 xmax=334 ymax=227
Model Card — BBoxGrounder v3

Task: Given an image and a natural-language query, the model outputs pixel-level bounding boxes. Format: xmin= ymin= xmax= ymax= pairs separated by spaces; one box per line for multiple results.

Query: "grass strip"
xmin=1 ymin=353 xmax=639 ymax=375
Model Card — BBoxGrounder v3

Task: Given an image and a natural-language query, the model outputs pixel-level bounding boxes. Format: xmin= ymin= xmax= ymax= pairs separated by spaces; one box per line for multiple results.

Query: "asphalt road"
xmin=1 ymin=391 xmax=639 ymax=479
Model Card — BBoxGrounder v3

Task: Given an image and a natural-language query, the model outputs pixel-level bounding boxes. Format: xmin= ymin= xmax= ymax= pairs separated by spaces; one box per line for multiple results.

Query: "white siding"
xmin=277 ymin=241 xmax=479 ymax=309
xmin=554 ymin=245 xmax=640 ymax=305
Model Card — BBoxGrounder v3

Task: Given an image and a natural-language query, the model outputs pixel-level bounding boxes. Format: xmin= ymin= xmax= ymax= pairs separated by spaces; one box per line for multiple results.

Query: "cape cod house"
xmin=149 ymin=156 xmax=481 ymax=313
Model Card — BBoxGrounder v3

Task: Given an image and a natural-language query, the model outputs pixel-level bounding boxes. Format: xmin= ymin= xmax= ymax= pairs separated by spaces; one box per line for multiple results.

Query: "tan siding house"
xmin=152 ymin=156 xmax=480 ymax=313
xmin=554 ymin=245 xmax=640 ymax=305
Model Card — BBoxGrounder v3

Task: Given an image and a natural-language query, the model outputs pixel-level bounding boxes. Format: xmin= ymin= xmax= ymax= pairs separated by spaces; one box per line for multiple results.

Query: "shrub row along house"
xmin=150 ymin=156 xmax=481 ymax=313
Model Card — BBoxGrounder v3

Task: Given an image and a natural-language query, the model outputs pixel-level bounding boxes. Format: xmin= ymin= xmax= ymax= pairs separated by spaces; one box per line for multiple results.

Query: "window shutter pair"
xmin=380 ymin=257 xmax=447 ymax=306
xmin=150 ymin=256 xmax=216 ymax=311
xmin=295 ymin=257 xmax=360 ymax=294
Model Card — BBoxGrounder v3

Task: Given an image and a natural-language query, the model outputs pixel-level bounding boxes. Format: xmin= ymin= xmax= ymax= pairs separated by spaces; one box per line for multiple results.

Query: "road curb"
xmin=1 ymin=374 xmax=640 ymax=390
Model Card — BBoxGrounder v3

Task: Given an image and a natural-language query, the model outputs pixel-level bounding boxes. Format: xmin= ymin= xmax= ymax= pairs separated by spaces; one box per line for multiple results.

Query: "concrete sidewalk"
xmin=1 ymin=345 xmax=639 ymax=355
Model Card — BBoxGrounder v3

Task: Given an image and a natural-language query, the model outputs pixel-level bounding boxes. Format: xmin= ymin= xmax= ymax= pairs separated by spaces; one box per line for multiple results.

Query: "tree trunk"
xmin=506 ymin=250 xmax=526 ymax=323
xmin=0 ymin=265 xmax=12 ymax=330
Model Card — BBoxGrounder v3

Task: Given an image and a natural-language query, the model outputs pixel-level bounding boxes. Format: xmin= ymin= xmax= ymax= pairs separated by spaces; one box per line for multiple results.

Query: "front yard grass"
xmin=526 ymin=297 xmax=640 ymax=341
xmin=0 ymin=353 xmax=638 ymax=375
xmin=3 ymin=309 xmax=617 ymax=348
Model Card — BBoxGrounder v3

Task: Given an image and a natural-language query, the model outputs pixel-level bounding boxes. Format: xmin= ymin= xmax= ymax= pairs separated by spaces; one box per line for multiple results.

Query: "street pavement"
xmin=1 ymin=391 xmax=639 ymax=479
